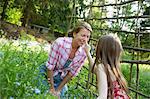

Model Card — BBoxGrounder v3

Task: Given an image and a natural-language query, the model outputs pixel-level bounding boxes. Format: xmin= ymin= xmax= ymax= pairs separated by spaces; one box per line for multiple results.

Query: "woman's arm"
xmin=47 ymin=69 xmax=55 ymax=91
xmin=55 ymin=72 xmax=73 ymax=93
xmin=46 ymin=38 xmax=60 ymax=94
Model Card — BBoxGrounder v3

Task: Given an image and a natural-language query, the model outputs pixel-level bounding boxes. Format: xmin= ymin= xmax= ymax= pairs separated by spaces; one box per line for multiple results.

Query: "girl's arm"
xmin=84 ymin=43 xmax=96 ymax=73
xmin=86 ymin=50 xmax=95 ymax=73
xmin=97 ymin=64 xmax=108 ymax=99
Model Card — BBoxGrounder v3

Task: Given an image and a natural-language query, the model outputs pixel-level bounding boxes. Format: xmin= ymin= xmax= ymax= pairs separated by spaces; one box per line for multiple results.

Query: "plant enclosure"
xmin=0 ymin=0 xmax=150 ymax=99
xmin=69 ymin=0 xmax=150 ymax=98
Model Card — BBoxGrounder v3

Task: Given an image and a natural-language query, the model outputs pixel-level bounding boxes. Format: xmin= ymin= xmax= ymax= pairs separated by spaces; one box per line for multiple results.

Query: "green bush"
xmin=5 ymin=8 xmax=22 ymax=26
xmin=0 ymin=38 xmax=149 ymax=98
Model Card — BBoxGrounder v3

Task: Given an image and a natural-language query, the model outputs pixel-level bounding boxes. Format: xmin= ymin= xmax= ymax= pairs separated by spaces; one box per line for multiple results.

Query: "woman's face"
xmin=73 ymin=28 xmax=91 ymax=47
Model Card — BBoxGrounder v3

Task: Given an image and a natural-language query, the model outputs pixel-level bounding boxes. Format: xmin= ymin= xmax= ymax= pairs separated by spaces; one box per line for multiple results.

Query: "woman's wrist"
xmin=47 ymin=77 xmax=51 ymax=81
xmin=47 ymin=77 xmax=54 ymax=86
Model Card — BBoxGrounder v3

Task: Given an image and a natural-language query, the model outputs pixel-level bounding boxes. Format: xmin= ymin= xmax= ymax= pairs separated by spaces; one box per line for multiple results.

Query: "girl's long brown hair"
xmin=92 ymin=34 xmax=128 ymax=98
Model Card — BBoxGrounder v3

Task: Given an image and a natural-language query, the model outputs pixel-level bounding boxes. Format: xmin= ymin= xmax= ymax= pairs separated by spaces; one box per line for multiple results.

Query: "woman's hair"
xmin=92 ymin=33 xmax=128 ymax=98
xmin=68 ymin=21 xmax=92 ymax=37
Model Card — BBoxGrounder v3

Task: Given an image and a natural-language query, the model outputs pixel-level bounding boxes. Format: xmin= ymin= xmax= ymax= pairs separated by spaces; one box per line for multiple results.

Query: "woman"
xmin=39 ymin=21 xmax=92 ymax=98
xmin=85 ymin=33 xmax=129 ymax=99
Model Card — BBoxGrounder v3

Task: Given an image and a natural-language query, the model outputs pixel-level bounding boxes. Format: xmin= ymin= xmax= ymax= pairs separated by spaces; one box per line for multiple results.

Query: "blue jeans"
xmin=38 ymin=64 xmax=68 ymax=98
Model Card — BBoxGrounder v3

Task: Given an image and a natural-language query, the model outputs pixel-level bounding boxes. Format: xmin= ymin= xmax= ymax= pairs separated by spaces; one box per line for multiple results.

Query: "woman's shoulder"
xmin=55 ymin=37 xmax=72 ymax=44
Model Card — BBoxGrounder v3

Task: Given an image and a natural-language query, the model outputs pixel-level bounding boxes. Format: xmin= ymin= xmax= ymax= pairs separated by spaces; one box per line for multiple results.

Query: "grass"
xmin=0 ymin=38 xmax=48 ymax=98
xmin=0 ymin=38 xmax=149 ymax=98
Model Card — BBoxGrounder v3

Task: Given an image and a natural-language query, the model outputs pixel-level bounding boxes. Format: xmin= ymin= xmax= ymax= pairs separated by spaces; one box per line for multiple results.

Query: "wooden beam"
xmin=69 ymin=15 xmax=150 ymax=20
xmin=93 ymin=28 xmax=150 ymax=34
xmin=121 ymin=60 xmax=150 ymax=64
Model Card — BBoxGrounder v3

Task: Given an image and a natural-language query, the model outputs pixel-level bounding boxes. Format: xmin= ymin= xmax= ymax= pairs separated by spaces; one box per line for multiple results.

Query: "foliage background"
xmin=0 ymin=0 xmax=150 ymax=98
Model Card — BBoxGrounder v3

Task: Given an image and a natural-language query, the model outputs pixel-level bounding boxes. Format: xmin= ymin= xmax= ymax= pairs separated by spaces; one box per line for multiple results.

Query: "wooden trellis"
xmin=70 ymin=0 xmax=150 ymax=98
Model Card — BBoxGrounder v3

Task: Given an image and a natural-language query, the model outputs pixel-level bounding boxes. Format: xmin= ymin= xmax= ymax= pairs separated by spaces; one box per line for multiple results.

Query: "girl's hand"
xmin=84 ymin=42 xmax=91 ymax=53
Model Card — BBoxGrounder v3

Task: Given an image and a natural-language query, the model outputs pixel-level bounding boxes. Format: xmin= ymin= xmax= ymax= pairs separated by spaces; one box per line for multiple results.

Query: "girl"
xmin=85 ymin=33 xmax=129 ymax=99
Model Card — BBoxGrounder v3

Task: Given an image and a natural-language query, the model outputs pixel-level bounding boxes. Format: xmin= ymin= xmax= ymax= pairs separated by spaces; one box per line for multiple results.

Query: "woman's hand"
xmin=50 ymin=88 xmax=60 ymax=99
xmin=50 ymin=87 xmax=60 ymax=96
xmin=55 ymin=91 xmax=61 ymax=96
xmin=50 ymin=87 xmax=57 ymax=96
xmin=50 ymin=87 xmax=55 ymax=94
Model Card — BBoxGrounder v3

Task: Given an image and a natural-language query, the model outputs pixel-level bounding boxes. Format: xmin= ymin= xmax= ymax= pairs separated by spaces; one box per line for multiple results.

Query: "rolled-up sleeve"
xmin=46 ymin=39 xmax=60 ymax=70
xmin=70 ymin=56 xmax=86 ymax=77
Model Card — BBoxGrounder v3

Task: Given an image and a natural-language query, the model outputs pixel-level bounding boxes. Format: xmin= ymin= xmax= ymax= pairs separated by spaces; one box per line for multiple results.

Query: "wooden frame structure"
xmin=69 ymin=0 xmax=150 ymax=98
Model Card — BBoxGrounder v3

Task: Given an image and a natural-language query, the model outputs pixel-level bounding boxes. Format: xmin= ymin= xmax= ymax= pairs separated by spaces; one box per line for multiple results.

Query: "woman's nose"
xmin=82 ymin=37 xmax=87 ymax=42
xmin=84 ymin=36 xmax=89 ymax=42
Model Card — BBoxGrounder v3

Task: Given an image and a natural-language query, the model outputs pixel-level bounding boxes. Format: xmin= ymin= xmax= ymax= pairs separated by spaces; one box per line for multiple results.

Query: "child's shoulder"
xmin=95 ymin=64 xmax=105 ymax=72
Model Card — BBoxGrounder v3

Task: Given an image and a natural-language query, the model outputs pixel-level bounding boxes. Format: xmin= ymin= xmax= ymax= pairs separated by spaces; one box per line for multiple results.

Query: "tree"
xmin=0 ymin=0 xmax=9 ymax=20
